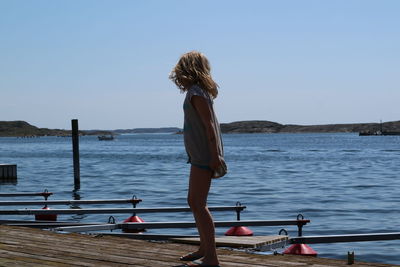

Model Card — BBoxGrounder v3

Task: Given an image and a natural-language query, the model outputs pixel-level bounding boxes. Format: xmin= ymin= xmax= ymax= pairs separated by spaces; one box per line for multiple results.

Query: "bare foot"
xmin=199 ymin=256 xmax=220 ymax=266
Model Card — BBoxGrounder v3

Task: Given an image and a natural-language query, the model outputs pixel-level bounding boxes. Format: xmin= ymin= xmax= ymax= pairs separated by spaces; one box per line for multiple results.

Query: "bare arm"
xmin=191 ymin=95 xmax=222 ymax=170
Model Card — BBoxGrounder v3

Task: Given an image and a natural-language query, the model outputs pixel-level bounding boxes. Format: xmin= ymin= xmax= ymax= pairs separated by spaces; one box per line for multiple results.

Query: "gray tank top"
xmin=183 ymin=85 xmax=224 ymax=167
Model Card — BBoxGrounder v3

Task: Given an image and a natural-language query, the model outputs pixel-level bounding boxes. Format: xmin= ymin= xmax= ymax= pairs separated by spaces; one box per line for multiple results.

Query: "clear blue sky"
xmin=1 ymin=0 xmax=399 ymax=129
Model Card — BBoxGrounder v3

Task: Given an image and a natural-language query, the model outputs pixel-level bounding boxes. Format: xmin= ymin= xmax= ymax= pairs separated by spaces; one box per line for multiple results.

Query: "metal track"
xmin=0 ymin=206 xmax=246 ymax=215
xmin=0 ymin=199 xmax=142 ymax=206
xmin=0 ymin=192 xmax=52 ymax=197
xmin=290 ymin=232 xmax=400 ymax=244
xmin=54 ymin=219 xmax=310 ymax=233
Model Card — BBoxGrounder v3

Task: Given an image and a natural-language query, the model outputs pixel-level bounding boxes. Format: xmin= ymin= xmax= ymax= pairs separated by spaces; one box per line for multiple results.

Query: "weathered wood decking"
xmin=0 ymin=226 xmax=396 ymax=267
xmin=172 ymin=235 xmax=288 ymax=249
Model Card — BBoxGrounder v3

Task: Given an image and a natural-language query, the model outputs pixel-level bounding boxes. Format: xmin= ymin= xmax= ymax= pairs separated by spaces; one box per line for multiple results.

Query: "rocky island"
xmin=0 ymin=121 xmax=112 ymax=137
xmin=1 ymin=120 xmax=400 ymax=137
xmin=220 ymin=120 xmax=400 ymax=134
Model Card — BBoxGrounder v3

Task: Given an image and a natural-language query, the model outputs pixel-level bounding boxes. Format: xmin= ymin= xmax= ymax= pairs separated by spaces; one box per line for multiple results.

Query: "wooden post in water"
xmin=0 ymin=164 xmax=17 ymax=180
xmin=71 ymin=119 xmax=80 ymax=191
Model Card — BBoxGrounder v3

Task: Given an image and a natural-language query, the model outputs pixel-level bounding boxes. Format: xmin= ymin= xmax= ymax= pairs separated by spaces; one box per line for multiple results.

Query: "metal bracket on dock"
xmin=234 ymin=201 xmax=246 ymax=221
xmin=41 ymin=189 xmax=52 ymax=201
xmin=296 ymin=214 xmax=308 ymax=237
xmin=130 ymin=195 xmax=140 ymax=216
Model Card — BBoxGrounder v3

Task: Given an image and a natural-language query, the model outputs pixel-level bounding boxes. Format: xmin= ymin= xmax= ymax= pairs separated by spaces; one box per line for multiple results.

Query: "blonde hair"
xmin=169 ymin=51 xmax=219 ymax=98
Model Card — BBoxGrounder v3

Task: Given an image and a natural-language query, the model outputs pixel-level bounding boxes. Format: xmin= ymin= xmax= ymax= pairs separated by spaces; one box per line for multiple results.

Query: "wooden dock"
xmin=0 ymin=225 xmax=396 ymax=267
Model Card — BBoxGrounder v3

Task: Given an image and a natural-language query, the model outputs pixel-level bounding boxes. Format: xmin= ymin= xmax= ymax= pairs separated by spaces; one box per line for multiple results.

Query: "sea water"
xmin=1 ymin=133 xmax=400 ymax=264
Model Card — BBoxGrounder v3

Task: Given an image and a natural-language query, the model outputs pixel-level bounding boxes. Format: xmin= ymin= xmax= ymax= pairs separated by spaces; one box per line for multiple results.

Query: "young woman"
xmin=170 ymin=51 xmax=227 ymax=267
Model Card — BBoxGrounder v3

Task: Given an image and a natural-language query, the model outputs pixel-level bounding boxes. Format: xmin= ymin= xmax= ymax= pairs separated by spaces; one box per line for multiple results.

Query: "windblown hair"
xmin=169 ymin=51 xmax=219 ymax=98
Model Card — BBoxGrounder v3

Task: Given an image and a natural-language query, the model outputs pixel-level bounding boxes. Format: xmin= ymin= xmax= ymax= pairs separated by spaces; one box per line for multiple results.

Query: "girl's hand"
xmin=210 ymin=156 xmax=227 ymax=178
xmin=210 ymin=155 xmax=223 ymax=171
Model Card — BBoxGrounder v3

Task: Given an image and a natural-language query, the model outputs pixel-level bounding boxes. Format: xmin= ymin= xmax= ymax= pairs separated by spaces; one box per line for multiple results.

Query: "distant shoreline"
xmin=220 ymin=120 xmax=400 ymax=134
xmin=1 ymin=120 xmax=399 ymax=137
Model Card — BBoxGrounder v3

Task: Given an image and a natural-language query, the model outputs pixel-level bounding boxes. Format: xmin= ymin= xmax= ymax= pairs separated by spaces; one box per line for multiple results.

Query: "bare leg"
xmin=187 ymin=165 xmax=219 ymax=266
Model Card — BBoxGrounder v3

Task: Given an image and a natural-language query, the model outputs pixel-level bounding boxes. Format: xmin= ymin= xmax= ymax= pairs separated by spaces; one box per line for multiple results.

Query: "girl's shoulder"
xmin=186 ymin=85 xmax=212 ymax=102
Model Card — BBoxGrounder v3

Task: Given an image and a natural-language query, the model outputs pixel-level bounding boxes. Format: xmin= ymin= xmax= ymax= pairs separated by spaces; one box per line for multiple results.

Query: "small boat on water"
xmin=359 ymin=120 xmax=400 ymax=136
xmin=98 ymin=135 xmax=114 ymax=141
xmin=359 ymin=131 xmax=400 ymax=136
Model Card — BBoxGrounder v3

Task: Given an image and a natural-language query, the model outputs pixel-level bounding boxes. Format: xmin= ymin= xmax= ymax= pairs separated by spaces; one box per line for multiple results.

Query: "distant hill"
xmin=0 ymin=121 xmax=111 ymax=137
xmin=220 ymin=120 xmax=400 ymax=133
xmin=2 ymin=120 xmax=400 ymax=137
xmin=0 ymin=121 xmax=70 ymax=137
xmin=0 ymin=121 xmax=180 ymax=137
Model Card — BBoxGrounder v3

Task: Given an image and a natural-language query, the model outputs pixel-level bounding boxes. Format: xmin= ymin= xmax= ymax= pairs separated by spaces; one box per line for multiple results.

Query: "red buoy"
xmin=283 ymin=244 xmax=317 ymax=256
xmin=35 ymin=206 xmax=57 ymax=221
xmin=122 ymin=215 xmax=146 ymax=233
xmin=225 ymin=226 xmax=254 ymax=236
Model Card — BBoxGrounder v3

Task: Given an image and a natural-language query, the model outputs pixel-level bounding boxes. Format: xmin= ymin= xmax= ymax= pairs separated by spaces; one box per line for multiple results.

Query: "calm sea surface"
xmin=1 ymin=133 xmax=400 ymax=265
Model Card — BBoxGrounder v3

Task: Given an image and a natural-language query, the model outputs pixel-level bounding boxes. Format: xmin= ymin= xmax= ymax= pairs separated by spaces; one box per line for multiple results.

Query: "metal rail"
xmin=55 ymin=223 xmax=120 ymax=232
xmin=54 ymin=219 xmax=310 ymax=233
xmin=290 ymin=232 xmax=400 ymax=244
xmin=5 ymin=222 xmax=106 ymax=228
xmin=0 ymin=192 xmax=53 ymax=197
xmin=122 ymin=220 xmax=309 ymax=230
xmin=90 ymin=233 xmax=200 ymax=241
xmin=0 ymin=206 xmax=246 ymax=215
xmin=0 ymin=199 xmax=142 ymax=206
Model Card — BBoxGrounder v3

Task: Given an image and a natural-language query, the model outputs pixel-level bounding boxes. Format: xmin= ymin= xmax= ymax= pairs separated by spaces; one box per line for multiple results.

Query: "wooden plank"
xmin=5 ymin=226 xmax=269 ymax=267
xmin=4 ymin=222 xmax=105 ymax=228
xmin=0 ymin=227 xmax=186 ymax=267
xmin=0 ymin=256 xmax=59 ymax=267
xmin=0 ymin=226 xmax=396 ymax=267
xmin=0 ymin=249 xmax=91 ymax=266
xmin=0 ymin=245 xmax=150 ymax=267
xmin=0 ymin=231 xmax=159 ymax=266
xmin=2 ymin=227 xmax=180 ymax=257
xmin=171 ymin=235 xmax=289 ymax=248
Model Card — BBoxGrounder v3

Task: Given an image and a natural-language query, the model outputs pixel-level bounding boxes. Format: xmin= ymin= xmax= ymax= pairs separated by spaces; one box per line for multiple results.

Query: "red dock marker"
xmin=35 ymin=206 xmax=58 ymax=221
xmin=283 ymin=243 xmax=317 ymax=256
xmin=225 ymin=225 xmax=254 ymax=236
xmin=35 ymin=189 xmax=57 ymax=221
xmin=122 ymin=215 xmax=146 ymax=233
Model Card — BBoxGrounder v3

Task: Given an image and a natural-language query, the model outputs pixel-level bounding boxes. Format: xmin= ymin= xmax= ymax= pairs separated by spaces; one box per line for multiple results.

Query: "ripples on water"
xmin=1 ymin=133 xmax=400 ymax=264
